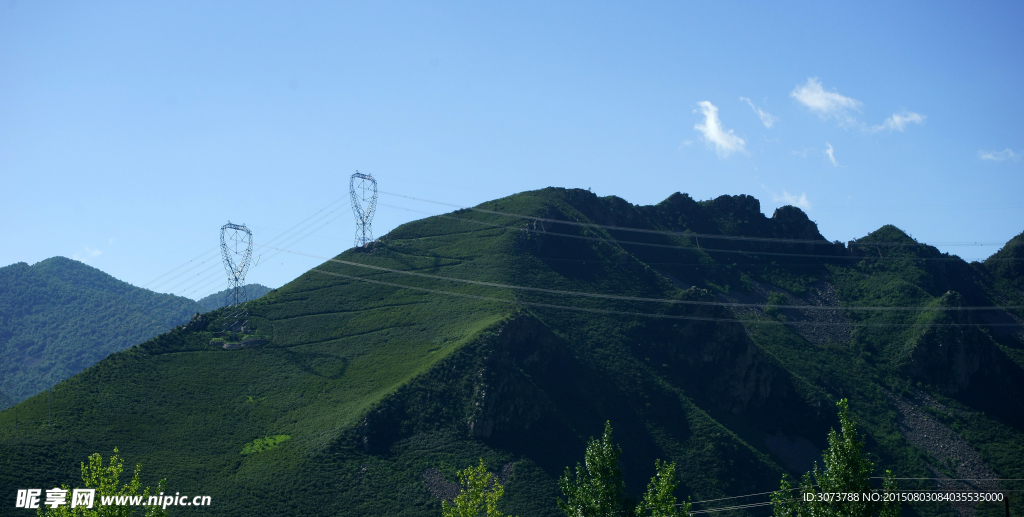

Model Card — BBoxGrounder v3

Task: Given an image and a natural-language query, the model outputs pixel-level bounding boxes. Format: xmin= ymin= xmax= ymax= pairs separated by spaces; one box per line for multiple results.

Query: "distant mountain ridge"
xmin=0 ymin=256 xmax=271 ymax=409
xmin=196 ymin=284 xmax=274 ymax=312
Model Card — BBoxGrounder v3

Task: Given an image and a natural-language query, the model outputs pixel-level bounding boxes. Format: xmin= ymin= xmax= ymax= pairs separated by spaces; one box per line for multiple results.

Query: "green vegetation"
xmin=442 ymin=459 xmax=512 ymax=517
xmin=0 ymin=257 xmax=197 ymax=409
xmin=0 ymin=255 xmax=271 ymax=410
xmin=558 ymin=421 xmax=625 ymax=517
xmin=557 ymin=421 xmax=692 ymax=517
xmin=764 ymin=292 xmax=787 ymax=320
xmin=771 ymin=399 xmax=898 ymax=517
xmin=635 ymin=461 xmax=689 ymax=517
xmin=36 ymin=448 xmax=166 ymax=517
xmin=1 ymin=187 xmax=1021 ymax=517
xmin=240 ymin=435 xmax=290 ymax=455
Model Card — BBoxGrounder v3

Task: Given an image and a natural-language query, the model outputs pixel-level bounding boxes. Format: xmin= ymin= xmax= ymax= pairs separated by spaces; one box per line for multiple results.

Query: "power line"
xmin=161 ymin=261 xmax=223 ymax=295
xmin=259 ymin=195 xmax=349 ymax=251
xmin=299 ymin=266 xmax=1020 ymax=328
xmin=125 ymin=185 xmax=1014 ymax=309
xmin=140 ymin=246 xmax=220 ymax=290
xmin=378 ymin=190 xmax=1015 ymax=248
xmin=145 ymin=249 xmax=221 ymax=293
xmin=690 ymin=500 xmax=782 ymax=514
xmin=378 ymin=202 xmax=1021 ymax=263
xmin=257 ymin=243 xmax=1024 ymax=314
xmin=179 ymin=267 xmax=231 ymax=299
xmin=689 ymin=485 xmax=818 ymax=506
xmin=256 ymin=204 xmax=352 ymax=267
xmin=165 ymin=194 xmax=351 ymax=301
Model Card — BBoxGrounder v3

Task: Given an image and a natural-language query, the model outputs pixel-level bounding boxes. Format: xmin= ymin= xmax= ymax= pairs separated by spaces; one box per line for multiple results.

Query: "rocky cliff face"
xmin=664 ymin=318 xmax=780 ymax=414
xmin=905 ymin=324 xmax=994 ymax=394
xmin=468 ymin=315 xmax=562 ymax=438
xmin=900 ymin=292 xmax=1024 ymax=427
xmin=354 ymin=307 xmax=793 ymax=453
xmin=354 ymin=314 xmax=567 ymax=451
xmin=903 ymin=292 xmax=999 ymax=394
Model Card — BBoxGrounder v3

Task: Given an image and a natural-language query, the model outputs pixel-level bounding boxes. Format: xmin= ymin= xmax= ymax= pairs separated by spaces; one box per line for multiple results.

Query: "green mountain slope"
xmin=1 ymin=188 xmax=1022 ymax=517
xmin=0 ymin=257 xmax=272 ymax=409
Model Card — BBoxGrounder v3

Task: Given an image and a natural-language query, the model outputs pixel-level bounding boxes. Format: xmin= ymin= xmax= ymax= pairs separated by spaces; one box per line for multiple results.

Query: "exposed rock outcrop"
xmin=468 ymin=316 xmax=561 ymax=438
xmin=354 ymin=314 xmax=565 ymax=451
xmin=889 ymin=391 xmax=1001 ymax=517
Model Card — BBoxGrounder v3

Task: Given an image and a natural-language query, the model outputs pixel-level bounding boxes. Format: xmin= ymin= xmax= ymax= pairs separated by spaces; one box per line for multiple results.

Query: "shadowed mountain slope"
xmin=1 ymin=188 xmax=1022 ymax=517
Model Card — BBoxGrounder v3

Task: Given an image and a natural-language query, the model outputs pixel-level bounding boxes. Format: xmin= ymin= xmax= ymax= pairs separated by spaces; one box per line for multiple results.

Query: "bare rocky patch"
xmin=422 ymin=462 xmax=515 ymax=503
xmin=888 ymin=391 xmax=1001 ymax=517
xmin=715 ymin=278 xmax=852 ymax=344
xmin=422 ymin=467 xmax=461 ymax=503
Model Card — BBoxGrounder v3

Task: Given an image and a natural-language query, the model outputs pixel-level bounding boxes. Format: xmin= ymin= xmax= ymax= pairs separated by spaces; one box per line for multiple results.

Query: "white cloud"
xmin=781 ymin=192 xmax=811 ymax=211
xmin=871 ymin=111 xmax=926 ymax=132
xmin=792 ymin=78 xmax=925 ymax=135
xmin=791 ymin=77 xmax=862 ymax=125
xmin=72 ymin=246 xmax=103 ymax=263
xmin=740 ymin=97 xmax=777 ymax=128
xmin=694 ymin=101 xmax=746 ymax=157
xmin=978 ymin=148 xmax=1020 ymax=162
xmin=774 ymin=191 xmax=812 ymax=211
xmin=824 ymin=142 xmax=838 ymax=167
xmin=761 ymin=184 xmax=812 ymax=211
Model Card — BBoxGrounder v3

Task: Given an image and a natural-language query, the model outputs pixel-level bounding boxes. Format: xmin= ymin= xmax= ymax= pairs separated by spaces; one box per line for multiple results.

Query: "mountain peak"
xmin=704 ymin=193 xmax=762 ymax=216
xmin=770 ymin=205 xmax=823 ymax=241
xmin=858 ymin=224 xmax=917 ymax=244
xmin=985 ymin=230 xmax=1024 ymax=286
xmin=30 ymin=256 xmax=127 ymax=291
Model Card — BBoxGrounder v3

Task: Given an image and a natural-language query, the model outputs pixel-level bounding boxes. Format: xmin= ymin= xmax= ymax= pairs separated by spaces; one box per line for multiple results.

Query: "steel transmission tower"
xmin=349 ymin=171 xmax=378 ymax=247
xmin=220 ymin=221 xmax=253 ymax=307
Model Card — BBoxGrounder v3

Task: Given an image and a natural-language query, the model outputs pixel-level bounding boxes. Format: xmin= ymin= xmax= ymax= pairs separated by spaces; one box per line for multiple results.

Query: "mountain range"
xmin=1 ymin=188 xmax=1022 ymax=517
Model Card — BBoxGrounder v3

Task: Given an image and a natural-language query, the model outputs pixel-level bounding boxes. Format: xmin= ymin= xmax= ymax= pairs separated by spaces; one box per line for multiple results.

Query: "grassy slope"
xmin=0 ymin=258 xmax=200 ymax=408
xmin=1 ymin=188 xmax=1022 ymax=517
xmin=0 ymin=256 xmax=274 ymax=410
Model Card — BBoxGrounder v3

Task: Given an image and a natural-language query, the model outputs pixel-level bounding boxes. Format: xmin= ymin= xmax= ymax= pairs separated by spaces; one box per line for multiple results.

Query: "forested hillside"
xmin=1 ymin=188 xmax=1021 ymax=517
xmin=0 ymin=257 xmax=271 ymax=409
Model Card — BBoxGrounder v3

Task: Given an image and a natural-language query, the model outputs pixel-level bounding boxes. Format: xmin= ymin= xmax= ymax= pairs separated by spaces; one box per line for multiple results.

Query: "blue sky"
xmin=2 ymin=1 xmax=1022 ymax=299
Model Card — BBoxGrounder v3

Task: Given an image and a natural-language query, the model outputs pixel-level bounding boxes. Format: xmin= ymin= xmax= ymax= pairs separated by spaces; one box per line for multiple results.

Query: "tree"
xmin=442 ymin=458 xmax=513 ymax=517
xmin=558 ymin=421 xmax=625 ymax=517
xmin=635 ymin=460 xmax=690 ymax=517
xmin=770 ymin=399 xmax=899 ymax=517
xmin=37 ymin=448 xmax=167 ymax=517
xmin=558 ymin=421 xmax=694 ymax=517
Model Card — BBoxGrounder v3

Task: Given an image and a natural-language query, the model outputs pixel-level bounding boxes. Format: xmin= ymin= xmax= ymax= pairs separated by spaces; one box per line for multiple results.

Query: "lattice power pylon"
xmin=220 ymin=221 xmax=253 ymax=307
xmin=349 ymin=171 xmax=378 ymax=247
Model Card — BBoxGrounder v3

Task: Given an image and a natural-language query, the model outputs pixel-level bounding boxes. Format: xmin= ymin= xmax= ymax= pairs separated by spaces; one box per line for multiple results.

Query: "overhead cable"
xmin=378 ymin=202 xmax=1020 ymax=263
xmin=378 ymin=190 xmax=1012 ymax=248
xmin=301 ymin=266 xmax=1021 ymax=327
xmin=258 ymin=243 xmax=1024 ymax=314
